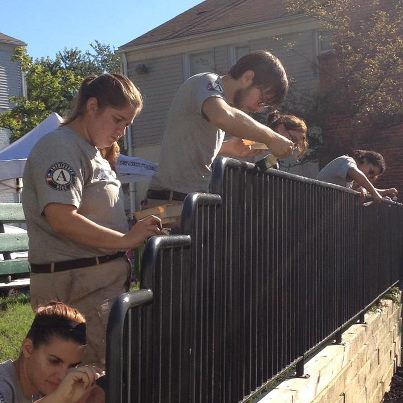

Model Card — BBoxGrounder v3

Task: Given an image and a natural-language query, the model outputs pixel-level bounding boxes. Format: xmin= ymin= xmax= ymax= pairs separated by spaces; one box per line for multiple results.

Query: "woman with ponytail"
xmin=22 ymin=74 xmax=162 ymax=369
xmin=317 ymin=149 xmax=398 ymax=201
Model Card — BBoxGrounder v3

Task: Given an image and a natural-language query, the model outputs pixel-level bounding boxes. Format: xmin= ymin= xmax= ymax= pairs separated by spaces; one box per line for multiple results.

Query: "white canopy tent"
xmin=0 ymin=113 xmax=63 ymax=193
xmin=0 ymin=112 xmax=156 ymax=193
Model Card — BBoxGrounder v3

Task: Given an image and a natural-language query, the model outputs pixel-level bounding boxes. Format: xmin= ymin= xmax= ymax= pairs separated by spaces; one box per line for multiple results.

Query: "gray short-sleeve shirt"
xmin=0 ymin=360 xmax=31 ymax=403
xmin=22 ymin=126 xmax=128 ymax=263
xmin=316 ymin=155 xmax=357 ymax=187
xmin=150 ymin=73 xmax=226 ymax=193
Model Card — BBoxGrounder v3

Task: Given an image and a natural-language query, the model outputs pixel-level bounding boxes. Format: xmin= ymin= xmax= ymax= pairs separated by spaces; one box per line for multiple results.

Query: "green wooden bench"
xmin=0 ymin=203 xmax=30 ymax=288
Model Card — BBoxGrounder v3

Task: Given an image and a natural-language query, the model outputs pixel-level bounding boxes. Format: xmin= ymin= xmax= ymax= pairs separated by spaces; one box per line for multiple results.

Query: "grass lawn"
xmin=0 ymin=275 xmax=141 ymax=364
xmin=0 ymin=281 xmax=140 ymax=363
xmin=0 ymin=291 xmax=33 ymax=362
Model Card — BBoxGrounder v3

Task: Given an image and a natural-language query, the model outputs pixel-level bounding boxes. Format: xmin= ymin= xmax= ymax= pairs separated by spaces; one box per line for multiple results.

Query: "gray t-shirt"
xmin=317 ymin=155 xmax=357 ymax=187
xmin=150 ymin=73 xmax=226 ymax=193
xmin=0 ymin=360 xmax=31 ymax=403
xmin=22 ymin=126 xmax=128 ymax=264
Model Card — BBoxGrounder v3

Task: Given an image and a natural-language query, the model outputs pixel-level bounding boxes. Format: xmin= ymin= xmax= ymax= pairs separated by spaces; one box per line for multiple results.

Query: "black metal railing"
xmin=106 ymin=157 xmax=403 ymax=403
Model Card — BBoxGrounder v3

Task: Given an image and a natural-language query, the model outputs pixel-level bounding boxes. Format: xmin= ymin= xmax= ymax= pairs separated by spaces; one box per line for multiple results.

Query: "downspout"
xmin=121 ymin=51 xmax=137 ymax=214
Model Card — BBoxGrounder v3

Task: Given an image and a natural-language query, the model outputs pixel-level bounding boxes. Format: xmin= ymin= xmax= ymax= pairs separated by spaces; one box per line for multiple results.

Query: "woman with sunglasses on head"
xmin=252 ymin=111 xmax=308 ymax=171
xmin=0 ymin=302 xmax=104 ymax=403
xmin=22 ymin=74 xmax=162 ymax=370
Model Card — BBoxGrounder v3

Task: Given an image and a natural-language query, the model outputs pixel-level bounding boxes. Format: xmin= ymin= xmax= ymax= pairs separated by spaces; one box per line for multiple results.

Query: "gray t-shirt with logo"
xmin=317 ymin=155 xmax=357 ymax=187
xmin=0 ymin=360 xmax=31 ymax=403
xmin=150 ymin=73 xmax=226 ymax=193
xmin=22 ymin=126 xmax=128 ymax=264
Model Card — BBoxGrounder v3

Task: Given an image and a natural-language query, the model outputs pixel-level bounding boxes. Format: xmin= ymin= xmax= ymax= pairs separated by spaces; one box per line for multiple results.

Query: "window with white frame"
xmin=235 ymin=45 xmax=250 ymax=61
xmin=189 ymin=52 xmax=214 ymax=76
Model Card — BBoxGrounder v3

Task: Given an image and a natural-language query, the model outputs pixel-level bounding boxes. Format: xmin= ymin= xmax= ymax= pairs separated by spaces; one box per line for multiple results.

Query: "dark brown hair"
xmin=26 ymin=302 xmax=86 ymax=348
xmin=267 ymin=111 xmax=308 ymax=154
xmin=351 ymin=149 xmax=386 ymax=174
xmin=228 ymin=50 xmax=288 ymax=106
xmin=62 ymin=73 xmax=143 ymax=126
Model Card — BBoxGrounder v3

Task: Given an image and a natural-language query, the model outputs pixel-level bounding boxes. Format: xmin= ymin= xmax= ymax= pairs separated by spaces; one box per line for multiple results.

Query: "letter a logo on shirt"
xmin=46 ymin=162 xmax=76 ymax=191
xmin=207 ymin=79 xmax=223 ymax=93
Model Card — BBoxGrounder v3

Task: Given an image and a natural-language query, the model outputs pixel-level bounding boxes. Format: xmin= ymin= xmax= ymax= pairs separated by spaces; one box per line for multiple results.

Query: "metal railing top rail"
xmin=140 ymin=234 xmax=192 ymax=285
xmin=181 ymin=192 xmax=222 ymax=235
xmin=210 ymin=156 xmax=401 ymax=200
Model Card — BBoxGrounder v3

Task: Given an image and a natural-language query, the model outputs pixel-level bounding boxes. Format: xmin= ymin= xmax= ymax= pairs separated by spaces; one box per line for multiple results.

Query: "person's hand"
xmin=371 ymin=191 xmax=384 ymax=203
xmin=123 ymin=215 xmax=162 ymax=248
xmin=42 ymin=366 xmax=102 ymax=403
xmin=381 ymin=188 xmax=398 ymax=198
xmin=222 ymin=138 xmax=266 ymax=158
xmin=266 ymin=132 xmax=294 ymax=159
xmin=357 ymin=186 xmax=369 ymax=203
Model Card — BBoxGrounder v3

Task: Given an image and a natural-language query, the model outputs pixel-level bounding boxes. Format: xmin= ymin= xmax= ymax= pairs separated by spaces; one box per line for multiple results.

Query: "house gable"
xmin=121 ymin=0 xmax=291 ymax=50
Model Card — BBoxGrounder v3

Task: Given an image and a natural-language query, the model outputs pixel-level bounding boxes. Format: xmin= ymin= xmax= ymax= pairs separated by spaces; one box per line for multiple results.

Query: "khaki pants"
xmin=30 ymin=257 xmax=131 ymax=369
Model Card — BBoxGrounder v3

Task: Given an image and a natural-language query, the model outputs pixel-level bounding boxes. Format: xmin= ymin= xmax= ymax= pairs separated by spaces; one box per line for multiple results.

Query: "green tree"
xmin=286 ymin=0 xmax=403 ymax=128
xmin=0 ymin=41 xmax=121 ymax=142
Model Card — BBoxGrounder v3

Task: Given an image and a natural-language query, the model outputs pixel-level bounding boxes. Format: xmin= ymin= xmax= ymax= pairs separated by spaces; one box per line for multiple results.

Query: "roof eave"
xmin=118 ymin=14 xmax=319 ymax=54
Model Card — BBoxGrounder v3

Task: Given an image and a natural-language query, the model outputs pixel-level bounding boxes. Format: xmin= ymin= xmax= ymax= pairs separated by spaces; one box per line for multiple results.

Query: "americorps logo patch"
xmin=207 ymin=79 xmax=223 ymax=93
xmin=46 ymin=162 xmax=76 ymax=191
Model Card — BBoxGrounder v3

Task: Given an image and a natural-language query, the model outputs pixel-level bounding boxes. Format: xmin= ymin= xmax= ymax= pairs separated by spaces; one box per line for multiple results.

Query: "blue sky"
xmin=2 ymin=0 xmax=202 ymax=59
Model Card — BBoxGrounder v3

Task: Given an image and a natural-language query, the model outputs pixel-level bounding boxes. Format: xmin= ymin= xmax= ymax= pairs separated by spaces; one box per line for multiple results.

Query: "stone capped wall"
xmin=260 ymin=297 xmax=401 ymax=403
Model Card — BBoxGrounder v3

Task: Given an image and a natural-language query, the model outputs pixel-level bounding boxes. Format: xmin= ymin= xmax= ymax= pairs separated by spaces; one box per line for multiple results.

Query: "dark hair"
xmin=267 ymin=111 xmax=308 ymax=154
xmin=228 ymin=50 xmax=288 ymax=106
xmin=351 ymin=149 xmax=386 ymax=174
xmin=62 ymin=73 xmax=143 ymax=126
xmin=26 ymin=302 xmax=86 ymax=348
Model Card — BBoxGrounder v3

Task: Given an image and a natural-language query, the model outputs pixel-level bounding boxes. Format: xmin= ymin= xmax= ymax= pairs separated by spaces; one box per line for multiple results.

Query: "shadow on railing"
xmin=106 ymin=157 xmax=403 ymax=403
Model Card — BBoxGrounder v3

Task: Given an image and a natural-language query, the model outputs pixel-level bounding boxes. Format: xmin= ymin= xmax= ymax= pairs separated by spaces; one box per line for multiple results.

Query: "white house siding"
xmin=0 ymin=45 xmax=24 ymax=114
xmin=0 ymin=43 xmax=24 ymax=155
xmin=213 ymin=46 xmax=229 ymax=75
xmin=127 ymin=54 xmax=185 ymax=150
xmin=0 ymin=127 xmax=10 ymax=150
xmin=0 ymin=42 xmax=25 ymax=203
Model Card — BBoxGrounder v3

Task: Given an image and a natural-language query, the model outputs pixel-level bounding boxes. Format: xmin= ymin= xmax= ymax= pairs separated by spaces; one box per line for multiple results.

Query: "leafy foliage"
xmin=0 ymin=41 xmax=121 ymax=142
xmin=286 ymin=0 xmax=403 ymax=128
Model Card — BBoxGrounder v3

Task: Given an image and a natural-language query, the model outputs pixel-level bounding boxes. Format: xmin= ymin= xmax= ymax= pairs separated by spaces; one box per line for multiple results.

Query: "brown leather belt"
xmin=147 ymin=189 xmax=187 ymax=201
xmin=30 ymin=252 xmax=126 ymax=273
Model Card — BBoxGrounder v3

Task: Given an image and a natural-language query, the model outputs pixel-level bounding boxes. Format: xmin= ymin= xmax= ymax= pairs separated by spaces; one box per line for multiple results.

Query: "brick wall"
xmin=259 ymin=297 xmax=401 ymax=403
xmin=361 ymin=125 xmax=403 ymax=194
